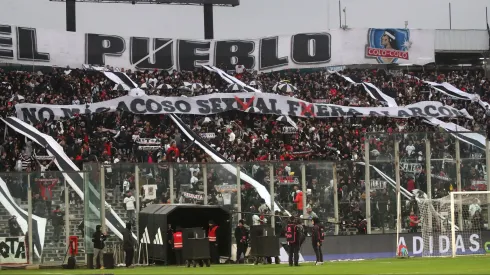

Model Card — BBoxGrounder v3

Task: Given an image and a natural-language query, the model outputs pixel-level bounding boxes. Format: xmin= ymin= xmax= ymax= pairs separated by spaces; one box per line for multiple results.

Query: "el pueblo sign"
xmin=0 ymin=25 xmax=435 ymax=72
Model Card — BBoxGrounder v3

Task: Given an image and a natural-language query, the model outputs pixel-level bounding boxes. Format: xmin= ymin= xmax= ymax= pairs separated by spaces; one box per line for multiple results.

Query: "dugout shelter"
xmin=139 ymin=204 xmax=231 ymax=264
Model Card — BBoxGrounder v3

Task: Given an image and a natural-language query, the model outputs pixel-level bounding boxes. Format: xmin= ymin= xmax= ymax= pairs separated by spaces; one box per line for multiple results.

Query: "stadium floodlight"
xmin=49 ymin=0 xmax=239 ymax=7
xmin=414 ymin=190 xmax=490 ymax=258
xmin=49 ymin=0 xmax=239 ymax=37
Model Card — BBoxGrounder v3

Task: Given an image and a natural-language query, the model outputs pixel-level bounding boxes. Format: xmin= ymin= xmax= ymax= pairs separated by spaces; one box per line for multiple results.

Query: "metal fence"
xmin=0 ymin=132 xmax=488 ymax=265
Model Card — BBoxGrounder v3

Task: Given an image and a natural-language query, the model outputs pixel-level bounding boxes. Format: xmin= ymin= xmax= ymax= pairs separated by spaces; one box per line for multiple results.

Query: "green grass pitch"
xmin=6 ymin=256 xmax=490 ymax=274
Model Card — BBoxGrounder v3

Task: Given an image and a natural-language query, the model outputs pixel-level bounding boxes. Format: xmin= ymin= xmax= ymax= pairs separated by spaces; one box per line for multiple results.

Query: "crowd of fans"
xmin=0 ymin=64 xmax=489 ymax=234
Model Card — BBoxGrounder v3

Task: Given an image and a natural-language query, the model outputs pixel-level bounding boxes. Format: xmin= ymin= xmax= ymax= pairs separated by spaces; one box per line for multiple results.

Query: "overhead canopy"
xmin=50 ymin=0 xmax=239 ymax=6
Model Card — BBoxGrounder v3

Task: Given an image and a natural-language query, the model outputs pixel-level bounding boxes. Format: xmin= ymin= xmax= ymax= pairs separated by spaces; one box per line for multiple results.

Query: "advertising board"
xmin=280 ymin=231 xmax=490 ymax=261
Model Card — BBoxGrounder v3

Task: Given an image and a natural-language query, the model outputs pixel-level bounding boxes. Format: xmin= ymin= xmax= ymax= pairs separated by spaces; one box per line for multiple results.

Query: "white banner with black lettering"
xmin=182 ymin=192 xmax=203 ymax=201
xmin=15 ymin=93 xmax=471 ymax=123
xmin=0 ymin=25 xmax=434 ymax=72
xmin=200 ymin=133 xmax=216 ymax=139
xmin=360 ymin=180 xmax=388 ymax=190
xmin=0 ymin=236 xmax=27 ymax=264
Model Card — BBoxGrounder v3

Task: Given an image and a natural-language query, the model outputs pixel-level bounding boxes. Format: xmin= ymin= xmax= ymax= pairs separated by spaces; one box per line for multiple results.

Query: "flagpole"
xmin=486 ymin=7 xmax=488 ymax=25
xmin=339 ymin=0 xmax=342 ymax=28
xmin=486 ymin=7 xmax=489 ymax=78
xmin=449 ymin=2 xmax=452 ymax=29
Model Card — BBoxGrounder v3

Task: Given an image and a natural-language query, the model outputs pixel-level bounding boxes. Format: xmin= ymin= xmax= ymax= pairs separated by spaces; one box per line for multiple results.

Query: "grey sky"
xmin=1 ymin=0 xmax=489 ymax=38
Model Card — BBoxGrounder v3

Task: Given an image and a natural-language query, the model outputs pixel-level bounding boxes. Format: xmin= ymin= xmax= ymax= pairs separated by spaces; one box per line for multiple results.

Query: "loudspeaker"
xmin=62 ymin=256 xmax=76 ymax=269
xmin=103 ymin=253 xmax=115 ymax=269
xmin=182 ymin=228 xmax=210 ymax=261
xmin=250 ymin=225 xmax=279 ymax=257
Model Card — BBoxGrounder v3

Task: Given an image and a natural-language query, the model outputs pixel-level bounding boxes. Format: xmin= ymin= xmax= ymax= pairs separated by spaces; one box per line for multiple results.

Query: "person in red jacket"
xmin=173 ymin=227 xmax=183 ymax=266
xmin=409 ymin=211 xmax=420 ymax=233
xmin=208 ymin=220 xmax=219 ymax=264
xmin=293 ymin=186 xmax=303 ymax=213
xmin=166 ymin=141 xmax=180 ymax=162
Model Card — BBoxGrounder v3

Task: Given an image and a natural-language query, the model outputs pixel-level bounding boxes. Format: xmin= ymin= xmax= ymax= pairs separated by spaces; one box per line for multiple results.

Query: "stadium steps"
xmin=0 ymin=186 xmax=134 ymax=264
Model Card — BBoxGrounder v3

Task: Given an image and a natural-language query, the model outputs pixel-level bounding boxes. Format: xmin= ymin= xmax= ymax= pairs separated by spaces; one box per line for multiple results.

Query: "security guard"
xmin=286 ymin=216 xmax=300 ymax=266
xmin=296 ymin=217 xmax=306 ymax=247
xmin=208 ymin=220 xmax=219 ymax=264
xmin=167 ymin=224 xmax=175 ymax=264
xmin=173 ymin=227 xmax=183 ymax=266
xmin=312 ymin=218 xmax=324 ymax=265
xmin=234 ymin=219 xmax=249 ymax=264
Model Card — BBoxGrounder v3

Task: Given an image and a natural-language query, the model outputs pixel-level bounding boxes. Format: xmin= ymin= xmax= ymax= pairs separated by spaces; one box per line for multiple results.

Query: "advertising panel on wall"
xmin=288 ymin=231 xmax=490 ymax=261
xmin=0 ymin=24 xmax=435 ymax=72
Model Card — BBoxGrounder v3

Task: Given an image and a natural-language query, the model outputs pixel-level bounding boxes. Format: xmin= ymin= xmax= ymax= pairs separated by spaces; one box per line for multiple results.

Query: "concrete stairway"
xmin=0 ymin=186 xmax=135 ymax=265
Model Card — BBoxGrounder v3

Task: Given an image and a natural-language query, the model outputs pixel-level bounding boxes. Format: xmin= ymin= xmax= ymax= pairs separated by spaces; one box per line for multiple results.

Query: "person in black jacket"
xmin=78 ymin=220 xmax=84 ymax=237
xmin=311 ymin=218 xmax=324 ymax=265
xmin=123 ymin=222 xmax=134 ymax=268
xmin=234 ymin=219 xmax=249 ymax=264
xmin=8 ymin=216 xmax=21 ymax=236
xmin=51 ymin=206 xmax=64 ymax=245
xmin=286 ymin=216 xmax=299 ymax=266
xmin=167 ymin=224 xmax=175 ymax=264
xmin=92 ymin=225 xmax=107 ymax=269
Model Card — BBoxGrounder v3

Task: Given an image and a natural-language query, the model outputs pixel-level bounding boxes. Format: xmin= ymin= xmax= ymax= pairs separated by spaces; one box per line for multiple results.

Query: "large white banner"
xmin=0 ymin=25 xmax=435 ymax=72
xmin=0 ymin=236 xmax=27 ymax=264
xmin=15 ymin=93 xmax=470 ymax=123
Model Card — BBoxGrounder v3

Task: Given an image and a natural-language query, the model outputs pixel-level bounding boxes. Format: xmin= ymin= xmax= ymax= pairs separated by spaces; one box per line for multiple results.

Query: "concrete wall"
xmin=435 ymin=30 xmax=489 ymax=52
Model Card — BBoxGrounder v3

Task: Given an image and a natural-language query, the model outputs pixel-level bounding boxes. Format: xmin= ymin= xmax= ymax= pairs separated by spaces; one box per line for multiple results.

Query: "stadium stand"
xmin=0 ymin=65 xmax=488 ymax=262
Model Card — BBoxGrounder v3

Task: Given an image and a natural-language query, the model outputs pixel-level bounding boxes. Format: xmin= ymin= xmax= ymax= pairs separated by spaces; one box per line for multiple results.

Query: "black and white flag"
xmin=104 ymin=71 xmax=138 ymax=91
xmin=276 ymin=115 xmax=298 ymax=129
xmin=169 ymin=114 xmax=289 ymax=216
xmin=82 ymin=64 xmax=107 ymax=72
xmin=425 ymin=81 xmax=478 ymax=101
xmin=2 ymin=117 xmax=136 ymax=243
xmin=0 ymin=181 xmax=46 ymax=258
xmin=334 ymin=72 xmax=398 ymax=107
xmin=361 ymin=82 xmax=398 ymax=107
xmin=202 ymin=65 xmax=260 ymax=93
xmin=424 ymin=117 xmax=486 ymax=150
xmin=227 ymin=83 xmax=243 ymax=92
